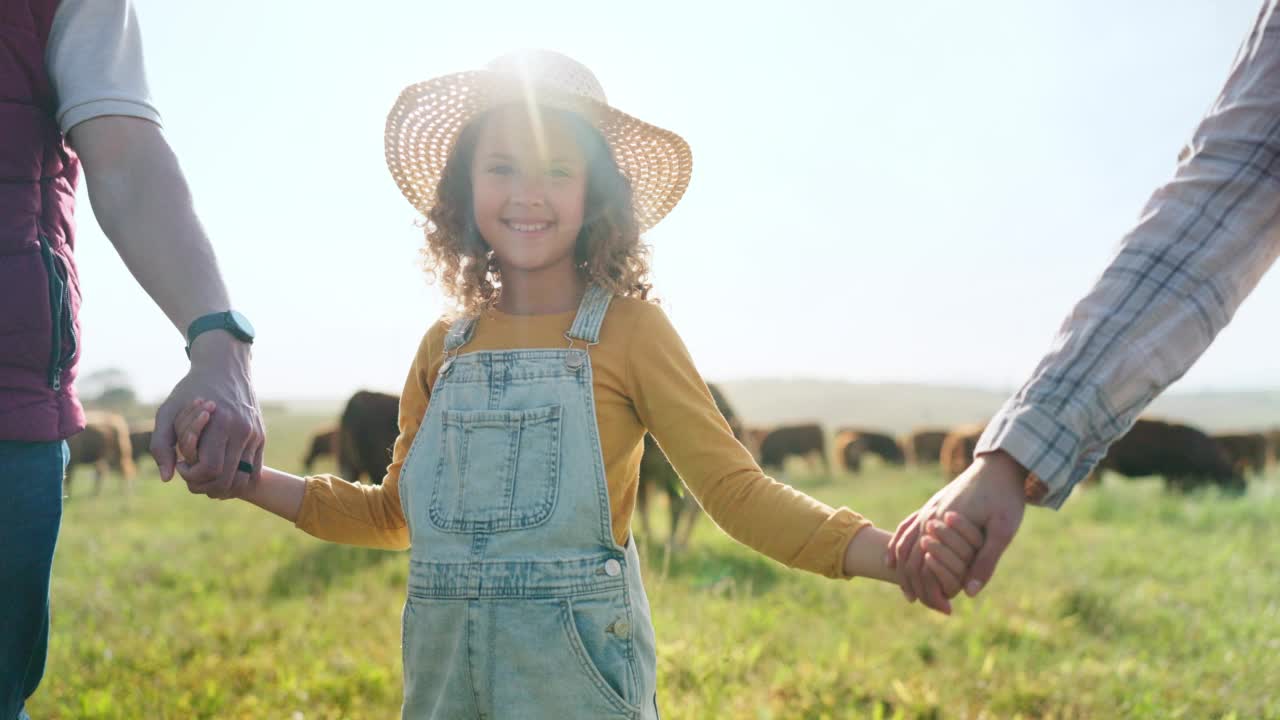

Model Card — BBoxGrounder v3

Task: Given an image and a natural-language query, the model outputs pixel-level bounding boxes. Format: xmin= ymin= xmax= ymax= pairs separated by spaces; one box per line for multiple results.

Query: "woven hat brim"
xmin=384 ymin=71 xmax=692 ymax=233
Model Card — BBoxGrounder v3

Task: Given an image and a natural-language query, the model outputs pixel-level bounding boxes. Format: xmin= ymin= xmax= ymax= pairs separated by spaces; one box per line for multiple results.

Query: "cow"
xmin=742 ymin=427 xmax=771 ymax=461
xmin=1213 ymin=433 xmax=1270 ymax=477
xmin=708 ymin=383 xmax=745 ymax=440
xmin=303 ymin=427 xmax=339 ymax=473
xmin=940 ymin=424 xmax=986 ymax=481
xmin=1269 ymin=429 xmax=1280 ymax=465
xmin=636 ymin=382 xmax=741 ymax=552
xmin=1097 ymin=418 xmax=1243 ymax=493
xmin=838 ymin=436 xmax=863 ymax=474
xmin=904 ymin=429 xmax=948 ymax=466
xmin=637 ymin=433 xmax=698 ymax=551
xmin=128 ymin=427 xmax=153 ymax=461
xmin=337 ymin=390 xmax=401 ymax=485
xmin=756 ymin=422 xmax=828 ymax=475
xmin=835 ymin=429 xmax=904 ymax=472
xmin=65 ymin=411 xmax=136 ymax=497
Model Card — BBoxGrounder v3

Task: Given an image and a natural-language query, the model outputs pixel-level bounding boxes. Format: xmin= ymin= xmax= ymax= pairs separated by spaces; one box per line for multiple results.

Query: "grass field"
xmin=28 ymin=409 xmax=1280 ymax=719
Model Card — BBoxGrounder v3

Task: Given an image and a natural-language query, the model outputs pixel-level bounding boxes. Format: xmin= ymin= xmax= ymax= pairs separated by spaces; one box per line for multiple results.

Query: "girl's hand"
xmin=173 ymin=397 xmax=216 ymax=468
xmin=919 ymin=511 xmax=984 ymax=600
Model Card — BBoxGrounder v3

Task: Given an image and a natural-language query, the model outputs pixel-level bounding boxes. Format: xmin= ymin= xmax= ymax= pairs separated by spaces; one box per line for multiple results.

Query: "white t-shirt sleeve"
xmin=45 ymin=0 xmax=162 ymax=133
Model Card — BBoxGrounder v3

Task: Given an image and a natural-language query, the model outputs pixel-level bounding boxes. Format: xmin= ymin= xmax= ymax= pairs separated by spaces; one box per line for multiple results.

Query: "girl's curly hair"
xmin=422 ymin=108 xmax=653 ymax=316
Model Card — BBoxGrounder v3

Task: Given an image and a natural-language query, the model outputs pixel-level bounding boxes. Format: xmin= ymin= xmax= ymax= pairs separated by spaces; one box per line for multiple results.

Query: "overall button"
xmin=603 ymin=559 xmax=622 ymax=577
xmin=607 ymin=619 xmax=630 ymax=638
xmin=565 ymin=353 xmax=584 ymax=370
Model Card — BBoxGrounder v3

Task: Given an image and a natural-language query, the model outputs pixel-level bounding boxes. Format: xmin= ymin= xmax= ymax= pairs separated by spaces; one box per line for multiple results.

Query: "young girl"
xmin=172 ymin=50 xmax=980 ymax=719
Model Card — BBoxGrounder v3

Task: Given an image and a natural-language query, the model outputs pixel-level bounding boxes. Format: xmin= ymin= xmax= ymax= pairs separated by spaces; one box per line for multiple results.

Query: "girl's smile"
xmin=501 ymin=218 xmax=555 ymax=235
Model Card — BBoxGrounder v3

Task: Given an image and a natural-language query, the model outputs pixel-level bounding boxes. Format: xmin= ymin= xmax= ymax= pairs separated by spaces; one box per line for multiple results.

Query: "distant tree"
xmin=95 ymin=386 xmax=139 ymax=410
xmin=80 ymin=368 xmax=140 ymax=412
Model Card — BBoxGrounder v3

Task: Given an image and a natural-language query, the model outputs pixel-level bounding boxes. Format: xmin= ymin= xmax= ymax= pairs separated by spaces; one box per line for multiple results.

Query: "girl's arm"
xmin=843 ymin=519 xmax=981 ymax=587
xmin=628 ymin=304 xmax=979 ymax=586
xmin=169 ymin=324 xmax=445 ymax=550
xmin=174 ymin=393 xmax=414 ymax=550
xmin=626 ymin=306 xmax=868 ymax=579
xmin=842 ymin=526 xmax=896 ymax=583
xmin=241 ymin=466 xmax=306 ymax=522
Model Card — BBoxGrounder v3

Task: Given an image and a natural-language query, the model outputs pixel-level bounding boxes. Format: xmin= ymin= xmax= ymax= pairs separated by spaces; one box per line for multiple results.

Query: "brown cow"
xmin=1213 ymin=433 xmax=1270 ymax=477
xmin=338 ymin=390 xmax=401 ymax=485
xmin=904 ymin=429 xmax=948 ymax=466
xmin=636 ymin=382 xmax=741 ymax=551
xmin=303 ymin=427 xmax=339 ymax=473
xmin=940 ymin=424 xmax=986 ymax=480
xmin=1269 ymin=429 xmax=1280 ymax=465
xmin=1098 ymin=418 xmax=1243 ymax=493
xmin=757 ymin=423 xmax=828 ymax=475
xmin=66 ymin=411 xmax=136 ymax=497
xmin=835 ymin=428 xmax=904 ymax=472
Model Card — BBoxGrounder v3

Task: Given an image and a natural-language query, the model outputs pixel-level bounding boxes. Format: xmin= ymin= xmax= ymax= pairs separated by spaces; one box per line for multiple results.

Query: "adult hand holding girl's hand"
xmin=844 ymin=512 xmax=981 ymax=612
xmin=171 ymin=397 xmax=306 ymax=522
xmin=171 ymin=397 xmax=253 ymax=499
xmin=151 ymin=341 xmax=264 ymax=500
xmin=888 ymin=452 xmax=1028 ymax=614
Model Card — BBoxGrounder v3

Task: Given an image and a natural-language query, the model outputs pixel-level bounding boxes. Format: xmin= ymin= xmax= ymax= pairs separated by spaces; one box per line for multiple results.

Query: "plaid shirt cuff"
xmin=975 ymin=396 xmax=1104 ymax=509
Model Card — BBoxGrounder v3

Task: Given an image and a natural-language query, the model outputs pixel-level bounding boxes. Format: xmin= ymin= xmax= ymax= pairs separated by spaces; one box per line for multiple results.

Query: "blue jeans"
xmin=0 ymin=441 xmax=67 ymax=720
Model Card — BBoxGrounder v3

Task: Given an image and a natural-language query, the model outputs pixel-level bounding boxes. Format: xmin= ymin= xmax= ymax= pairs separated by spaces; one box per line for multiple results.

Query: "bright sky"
xmin=75 ymin=0 xmax=1280 ymax=402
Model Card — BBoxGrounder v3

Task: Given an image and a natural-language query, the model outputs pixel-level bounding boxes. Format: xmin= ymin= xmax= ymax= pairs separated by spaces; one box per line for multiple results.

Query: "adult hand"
xmin=151 ymin=332 xmax=263 ymax=499
xmin=887 ymin=450 xmax=1028 ymax=613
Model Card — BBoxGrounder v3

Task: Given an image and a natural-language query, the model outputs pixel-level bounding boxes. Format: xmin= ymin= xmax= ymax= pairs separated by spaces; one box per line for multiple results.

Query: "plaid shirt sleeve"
xmin=976 ymin=0 xmax=1280 ymax=509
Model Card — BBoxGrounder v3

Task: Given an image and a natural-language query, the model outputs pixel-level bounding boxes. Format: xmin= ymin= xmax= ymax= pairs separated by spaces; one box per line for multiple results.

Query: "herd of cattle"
xmin=741 ymin=417 xmax=1276 ymax=495
xmin=65 ymin=388 xmax=1280 ymax=543
xmin=297 ymin=388 xmax=1277 ymax=548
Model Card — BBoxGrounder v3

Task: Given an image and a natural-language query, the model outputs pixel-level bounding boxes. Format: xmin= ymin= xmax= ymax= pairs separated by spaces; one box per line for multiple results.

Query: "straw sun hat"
xmin=384 ymin=49 xmax=692 ymax=233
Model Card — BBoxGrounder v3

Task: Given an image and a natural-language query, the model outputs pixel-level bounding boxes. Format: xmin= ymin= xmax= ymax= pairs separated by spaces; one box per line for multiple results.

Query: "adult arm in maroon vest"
xmin=68 ymin=115 xmax=264 ymax=500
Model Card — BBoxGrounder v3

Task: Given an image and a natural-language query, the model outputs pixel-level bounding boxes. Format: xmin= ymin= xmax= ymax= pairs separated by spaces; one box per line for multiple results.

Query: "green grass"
xmin=30 ymin=410 xmax=1280 ymax=719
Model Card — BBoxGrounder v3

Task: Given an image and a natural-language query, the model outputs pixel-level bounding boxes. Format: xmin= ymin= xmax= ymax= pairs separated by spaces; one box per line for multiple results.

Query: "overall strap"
xmin=565 ymin=285 xmax=613 ymax=345
xmin=443 ymin=315 xmax=479 ymax=354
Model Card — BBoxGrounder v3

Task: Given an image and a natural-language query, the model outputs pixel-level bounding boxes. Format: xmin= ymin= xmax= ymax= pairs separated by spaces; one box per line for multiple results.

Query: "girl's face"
xmin=471 ymin=106 xmax=588 ymax=278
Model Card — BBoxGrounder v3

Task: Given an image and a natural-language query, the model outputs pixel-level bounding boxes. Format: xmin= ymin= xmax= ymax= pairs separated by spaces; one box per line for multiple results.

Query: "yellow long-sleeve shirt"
xmin=294 ymin=297 xmax=869 ymax=579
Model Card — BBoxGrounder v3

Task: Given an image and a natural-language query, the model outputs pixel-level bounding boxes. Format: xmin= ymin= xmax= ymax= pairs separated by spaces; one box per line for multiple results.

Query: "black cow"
xmin=338 ymin=391 xmax=400 ymax=485
xmin=757 ymin=423 xmax=827 ymax=475
xmin=303 ymin=427 xmax=339 ymax=473
xmin=1099 ymin=419 xmax=1243 ymax=493
xmin=836 ymin=428 xmax=904 ymax=473
xmin=636 ymin=382 xmax=742 ymax=551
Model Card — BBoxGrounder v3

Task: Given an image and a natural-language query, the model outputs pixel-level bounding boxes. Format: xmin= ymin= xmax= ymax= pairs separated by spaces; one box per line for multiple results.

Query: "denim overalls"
xmin=397 ymin=285 xmax=659 ymax=719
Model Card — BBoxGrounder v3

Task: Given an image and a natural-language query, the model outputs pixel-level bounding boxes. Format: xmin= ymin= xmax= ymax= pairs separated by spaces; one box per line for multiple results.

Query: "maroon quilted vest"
xmin=0 ymin=0 xmax=85 ymax=442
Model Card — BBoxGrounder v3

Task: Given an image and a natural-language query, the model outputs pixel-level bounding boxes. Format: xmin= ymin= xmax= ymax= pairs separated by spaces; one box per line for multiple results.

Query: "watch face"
xmin=229 ymin=310 xmax=256 ymax=340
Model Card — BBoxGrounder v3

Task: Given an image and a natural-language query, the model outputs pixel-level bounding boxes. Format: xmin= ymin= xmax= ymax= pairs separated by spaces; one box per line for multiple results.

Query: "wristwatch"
xmin=185 ymin=310 xmax=255 ymax=357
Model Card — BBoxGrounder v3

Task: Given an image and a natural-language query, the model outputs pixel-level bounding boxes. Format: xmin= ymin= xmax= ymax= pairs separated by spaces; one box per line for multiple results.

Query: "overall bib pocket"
xmin=429 ymin=404 xmax=562 ymax=532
